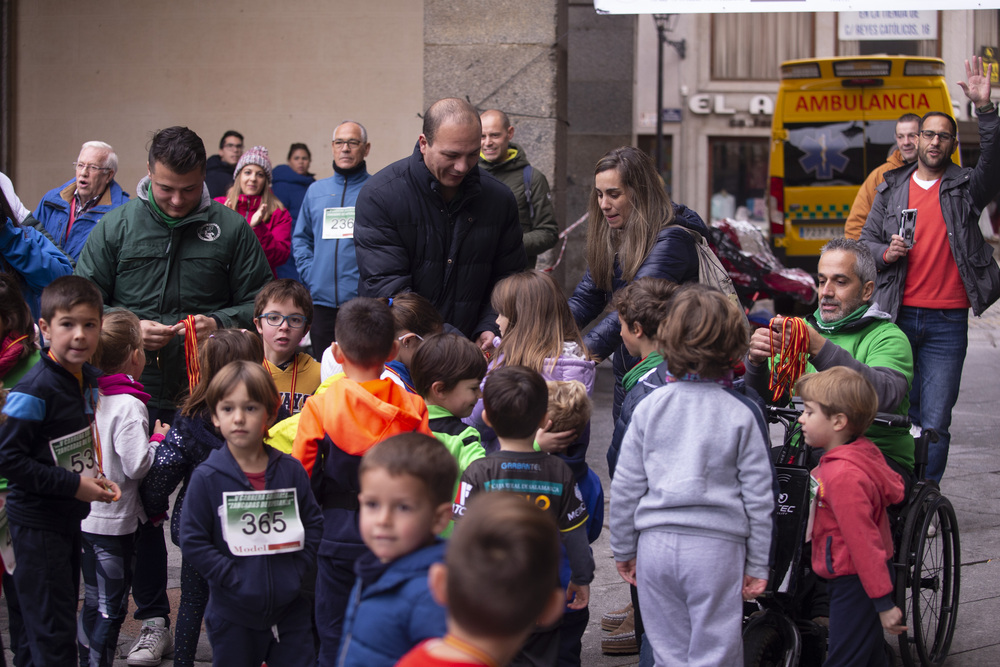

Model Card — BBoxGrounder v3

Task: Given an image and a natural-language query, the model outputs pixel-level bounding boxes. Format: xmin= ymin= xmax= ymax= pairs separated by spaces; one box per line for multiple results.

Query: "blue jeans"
xmin=896 ymin=306 xmax=969 ymax=483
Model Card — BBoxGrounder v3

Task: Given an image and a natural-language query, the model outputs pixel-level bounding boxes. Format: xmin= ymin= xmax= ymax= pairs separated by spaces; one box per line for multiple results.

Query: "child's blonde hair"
xmin=657 ymin=284 xmax=747 ymax=380
xmin=491 ymin=271 xmax=587 ymax=373
xmin=93 ymin=309 xmax=142 ymax=374
xmin=795 ymin=367 xmax=878 ymax=437
xmin=545 ymin=380 xmax=591 ymax=434
xmin=180 ymin=329 xmax=264 ymax=417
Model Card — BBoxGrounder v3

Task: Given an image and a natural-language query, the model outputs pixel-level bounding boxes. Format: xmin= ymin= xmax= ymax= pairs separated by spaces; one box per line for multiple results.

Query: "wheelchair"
xmin=742 ymin=400 xmax=960 ymax=667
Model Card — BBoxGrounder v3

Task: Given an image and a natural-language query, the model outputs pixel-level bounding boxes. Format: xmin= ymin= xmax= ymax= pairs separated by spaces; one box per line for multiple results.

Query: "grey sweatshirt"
xmin=609 ymin=381 xmax=775 ymax=579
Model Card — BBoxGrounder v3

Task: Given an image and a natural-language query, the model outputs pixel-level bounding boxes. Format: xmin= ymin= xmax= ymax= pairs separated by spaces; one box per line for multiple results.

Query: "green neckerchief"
xmin=623 ymin=351 xmax=664 ymax=393
xmin=811 ymin=304 xmax=869 ymax=336
xmin=145 ymin=186 xmax=186 ymax=228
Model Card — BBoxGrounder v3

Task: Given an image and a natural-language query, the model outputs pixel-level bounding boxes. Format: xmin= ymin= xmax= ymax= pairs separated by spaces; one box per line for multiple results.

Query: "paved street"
xmin=2 ymin=306 xmax=998 ymax=666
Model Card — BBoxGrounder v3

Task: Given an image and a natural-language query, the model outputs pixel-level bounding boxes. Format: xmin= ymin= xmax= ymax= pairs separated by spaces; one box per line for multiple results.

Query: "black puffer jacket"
xmin=354 ymin=143 xmax=526 ymax=338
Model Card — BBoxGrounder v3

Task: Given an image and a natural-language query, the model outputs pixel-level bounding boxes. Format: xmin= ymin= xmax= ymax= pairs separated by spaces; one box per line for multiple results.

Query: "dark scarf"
xmin=333 ymin=160 xmax=367 ymax=178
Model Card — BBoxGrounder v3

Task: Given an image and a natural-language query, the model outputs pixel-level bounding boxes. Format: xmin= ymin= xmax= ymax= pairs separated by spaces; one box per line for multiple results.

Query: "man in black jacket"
xmin=205 ymin=130 xmax=244 ymax=198
xmin=860 ymin=55 xmax=1000 ymax=482
xmin=355 ymin=98 xmax=526 ymax=350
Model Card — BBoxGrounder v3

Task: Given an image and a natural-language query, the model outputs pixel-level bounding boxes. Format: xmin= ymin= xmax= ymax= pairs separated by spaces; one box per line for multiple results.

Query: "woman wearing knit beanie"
xmin=215 ymin=145 xmax=291 ymax=275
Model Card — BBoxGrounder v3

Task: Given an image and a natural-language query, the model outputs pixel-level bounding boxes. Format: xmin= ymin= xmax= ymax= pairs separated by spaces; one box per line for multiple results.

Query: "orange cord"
xmin=767 ymin=316 xmax=810 ymax=402
xmin=183 ymin=315 xmax=201 ymax=394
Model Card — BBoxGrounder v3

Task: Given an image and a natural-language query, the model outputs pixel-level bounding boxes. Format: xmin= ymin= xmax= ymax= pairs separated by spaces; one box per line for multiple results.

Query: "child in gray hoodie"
xmin=610 ymin=285 xmax=775 ymax=667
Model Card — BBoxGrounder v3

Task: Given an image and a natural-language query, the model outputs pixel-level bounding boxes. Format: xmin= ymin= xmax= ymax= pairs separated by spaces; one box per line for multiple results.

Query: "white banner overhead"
xmin=595 ymin=0 xmax=1000 ymax=13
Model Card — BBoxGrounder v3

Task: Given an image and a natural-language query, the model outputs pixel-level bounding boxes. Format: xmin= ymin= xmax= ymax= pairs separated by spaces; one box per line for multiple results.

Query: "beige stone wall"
xmin=9 ymin=0 xmax=423 ymax=207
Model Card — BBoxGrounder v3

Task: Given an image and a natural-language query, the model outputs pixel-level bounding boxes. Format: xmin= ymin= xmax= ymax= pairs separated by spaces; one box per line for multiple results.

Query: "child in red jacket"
xmin=796 ymin=367 xmax=907 ymax=667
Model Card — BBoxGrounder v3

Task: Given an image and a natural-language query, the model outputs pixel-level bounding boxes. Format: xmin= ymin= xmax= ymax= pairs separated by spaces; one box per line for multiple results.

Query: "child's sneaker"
xmin=127 ymin=617 xmax=174 ymax=666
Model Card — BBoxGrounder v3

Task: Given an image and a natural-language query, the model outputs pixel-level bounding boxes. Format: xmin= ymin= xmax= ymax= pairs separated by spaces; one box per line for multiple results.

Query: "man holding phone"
xmin=861 ymin=56 xmax=1000 ymax=482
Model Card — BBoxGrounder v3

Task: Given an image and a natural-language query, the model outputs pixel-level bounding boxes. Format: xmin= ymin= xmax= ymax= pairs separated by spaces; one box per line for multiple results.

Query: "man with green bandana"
xmin=74 ymin=126 xmax=272 ymax=666
xmin=745 ymin=237 xmax=915 ymax=475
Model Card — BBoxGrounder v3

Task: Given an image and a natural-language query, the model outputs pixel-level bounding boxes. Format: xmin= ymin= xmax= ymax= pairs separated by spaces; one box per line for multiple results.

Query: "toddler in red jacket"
xmin=796 ymin=367 xmax=906 ymax=667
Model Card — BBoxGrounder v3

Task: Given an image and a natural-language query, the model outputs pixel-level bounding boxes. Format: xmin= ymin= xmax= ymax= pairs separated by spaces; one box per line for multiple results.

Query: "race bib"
xmin=220 ymin=489 xmax=305 ymax=556
xmin=49 ymin=426 xmax=98 ymax=478
xmin=322 ymin=207 xmax=355 ymax=239
xmin=0 ymin=493 xmax=14 ymax=574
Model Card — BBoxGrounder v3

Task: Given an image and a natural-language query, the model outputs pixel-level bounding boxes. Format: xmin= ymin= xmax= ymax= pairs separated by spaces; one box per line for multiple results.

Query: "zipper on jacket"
xmin=336 ymin=583 xmax=362 ymax=666
xmin=825 ymin=535 xmax=835 ymax=575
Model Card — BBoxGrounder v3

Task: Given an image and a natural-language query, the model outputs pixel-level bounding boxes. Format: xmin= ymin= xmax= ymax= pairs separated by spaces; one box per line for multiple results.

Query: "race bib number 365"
xmin=49 ymin=426 xmax=98 ymax=478
xmin=220 ymin=489 xmax=305 ymax=556
xmin=322 ymin=207 xmax=355 ymax=239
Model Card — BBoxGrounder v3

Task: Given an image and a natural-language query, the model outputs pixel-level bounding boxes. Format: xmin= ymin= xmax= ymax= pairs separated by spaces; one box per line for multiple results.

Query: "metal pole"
xmin=655 ymin=22 xmax=664 ymax=176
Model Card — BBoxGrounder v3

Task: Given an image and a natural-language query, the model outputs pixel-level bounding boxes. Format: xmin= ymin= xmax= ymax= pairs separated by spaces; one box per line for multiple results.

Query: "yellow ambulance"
xmin=767 ymin=56 xmax=956 ymax=266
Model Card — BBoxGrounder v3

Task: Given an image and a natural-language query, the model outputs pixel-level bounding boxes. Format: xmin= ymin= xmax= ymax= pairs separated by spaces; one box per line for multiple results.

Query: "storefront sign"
xmin=838 ymin=11 xmax=938 ymax=40
xmin=688 ymin=94 xmax=774 ymax=116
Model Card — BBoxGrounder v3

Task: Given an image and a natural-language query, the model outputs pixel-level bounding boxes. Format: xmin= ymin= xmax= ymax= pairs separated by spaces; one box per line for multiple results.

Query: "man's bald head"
xmin=423 ymin=98 xmax=482 ymax=146
xmin=480 ymin=110 xmax=515 ymax=163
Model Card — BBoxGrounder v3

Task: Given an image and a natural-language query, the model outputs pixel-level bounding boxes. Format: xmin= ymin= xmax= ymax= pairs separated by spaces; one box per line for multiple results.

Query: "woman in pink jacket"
xmin=215 ymin=145 xmax=291 ymax=275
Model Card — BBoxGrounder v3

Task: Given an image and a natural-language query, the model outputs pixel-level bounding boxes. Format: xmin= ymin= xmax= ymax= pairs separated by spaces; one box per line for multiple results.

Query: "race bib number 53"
xmin=49 ymin=426 xmax=98 ymax=478
xmin=220 ymin=489 xmax=305 ymax=556
xmin=322 ymin=207 xmax=355 ymax=239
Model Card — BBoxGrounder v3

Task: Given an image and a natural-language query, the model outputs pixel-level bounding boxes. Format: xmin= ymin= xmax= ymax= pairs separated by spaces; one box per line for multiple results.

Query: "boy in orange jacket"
xmin=293 ymin=297 xmax=432 ymax=665
xmin=797 ymin=367 xmax=907 ymax=667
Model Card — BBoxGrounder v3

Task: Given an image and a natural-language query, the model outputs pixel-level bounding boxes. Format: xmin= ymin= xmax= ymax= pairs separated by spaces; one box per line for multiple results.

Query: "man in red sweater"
xmin=860 ymin=55 xmax=1000 ymax=482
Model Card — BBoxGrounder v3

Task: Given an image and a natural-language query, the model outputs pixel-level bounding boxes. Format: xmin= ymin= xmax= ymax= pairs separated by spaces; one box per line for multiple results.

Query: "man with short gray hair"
xmin=33 ymin=140 xmax=129 ymax=262
xmin=292 ymin=120 xmax=371 ymax=358
xmin=745 ymin=238 xmax=916 ymax=475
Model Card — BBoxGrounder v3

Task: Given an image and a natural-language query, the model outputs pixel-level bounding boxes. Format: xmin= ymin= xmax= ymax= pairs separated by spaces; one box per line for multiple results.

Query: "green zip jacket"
xmin=76 ymin=177 xmax=273 ymax=410
xmin=428 ymin=404 xmax=484 ymax=538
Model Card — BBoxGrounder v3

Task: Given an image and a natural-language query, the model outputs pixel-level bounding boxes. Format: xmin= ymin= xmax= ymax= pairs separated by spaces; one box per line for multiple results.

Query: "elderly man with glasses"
xmin=292 ymin=120 xmax=372 ymax=359
xmin=860 ymin=55 xmax=1000 ymax=483
xmin=32 ymin=140 xmax=128 ymax=263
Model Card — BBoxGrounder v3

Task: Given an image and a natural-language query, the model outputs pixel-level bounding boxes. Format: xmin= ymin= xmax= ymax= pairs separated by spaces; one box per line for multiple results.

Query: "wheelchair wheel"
xmin=896 ymin=493 xmax=960 ymax=667
xmin=743 ymin=624 xmax=784 ymax=667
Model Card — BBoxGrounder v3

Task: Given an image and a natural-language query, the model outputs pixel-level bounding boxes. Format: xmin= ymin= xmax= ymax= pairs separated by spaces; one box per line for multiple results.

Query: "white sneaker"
xmin=127 ymin=617 xmax=173 ymax=666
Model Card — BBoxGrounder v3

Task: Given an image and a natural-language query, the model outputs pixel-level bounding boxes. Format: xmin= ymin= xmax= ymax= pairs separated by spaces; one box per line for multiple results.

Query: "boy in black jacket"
xmin=0 ymin=276 xmax=120 ymax=665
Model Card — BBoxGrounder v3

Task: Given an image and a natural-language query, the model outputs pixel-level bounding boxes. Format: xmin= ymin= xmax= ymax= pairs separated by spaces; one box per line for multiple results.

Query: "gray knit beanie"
xmin=234 ymin=145 xmax=272 ymax=180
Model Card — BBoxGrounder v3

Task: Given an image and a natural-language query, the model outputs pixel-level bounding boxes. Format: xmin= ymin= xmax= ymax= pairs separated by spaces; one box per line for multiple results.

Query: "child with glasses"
xmin=253 ymin=279 xmax=321 ymax=419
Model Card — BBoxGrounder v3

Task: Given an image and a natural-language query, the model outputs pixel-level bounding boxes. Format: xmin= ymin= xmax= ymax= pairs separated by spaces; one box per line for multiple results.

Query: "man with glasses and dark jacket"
xmin=861 ymin=55 xmax=1000 ymax=483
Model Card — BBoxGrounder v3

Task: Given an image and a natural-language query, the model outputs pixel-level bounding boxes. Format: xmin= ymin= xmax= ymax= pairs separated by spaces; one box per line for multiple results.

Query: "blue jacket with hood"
xmin=180 ymin=443 xmax=323 ymax=631
xmin=337 ymin=540 xmax=447 ymax=667
xmin=292 ymin=167 xmax=370 ymax=308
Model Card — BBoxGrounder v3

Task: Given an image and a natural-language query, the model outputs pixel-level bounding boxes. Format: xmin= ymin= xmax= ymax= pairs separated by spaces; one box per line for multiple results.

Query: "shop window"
xmin=711 ymin=13 xmax=814 ymax=81
xmin=708 ymin=137 xmax=769 ymax=223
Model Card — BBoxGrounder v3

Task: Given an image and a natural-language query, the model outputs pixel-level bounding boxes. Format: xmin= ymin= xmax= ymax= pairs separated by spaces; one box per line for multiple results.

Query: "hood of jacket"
xmin=271 ymin=164 xmax=315 ymax=187
xmin=821 ymin=438 xmax=905 ymax=505
xmin=136 ymin=175 xmax=213 ymax=222
xmin=672 ymin=201 xmax=711 ymax=237
xmin=479 ymin=142 xmax=531 ymax=174
xmin=354 ymin=539 xmax=446 ymax=593
xmin=543 ymin=342 xmax=597 ymax=391
xmin=318 ymin=377 xmax=429 ymax=456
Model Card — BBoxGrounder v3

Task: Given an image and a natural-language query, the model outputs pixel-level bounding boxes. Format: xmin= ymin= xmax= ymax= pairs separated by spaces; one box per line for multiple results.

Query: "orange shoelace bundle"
xmin=183 ymin=315 xmax=201 ymax=394
xmin=768 ymin=316 xmax=810 ymax=402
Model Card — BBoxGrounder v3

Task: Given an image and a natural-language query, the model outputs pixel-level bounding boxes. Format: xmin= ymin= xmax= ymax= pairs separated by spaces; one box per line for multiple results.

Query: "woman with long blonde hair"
xmin=568 ymin=146 xmax=707 ymax=418
xmin=216 ymin=145 xmax=292 ymax=275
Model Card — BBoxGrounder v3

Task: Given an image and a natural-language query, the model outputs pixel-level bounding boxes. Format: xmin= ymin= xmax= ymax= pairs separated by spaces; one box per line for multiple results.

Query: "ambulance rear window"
xmin=783 ymin=120 xmax=896 ymax=187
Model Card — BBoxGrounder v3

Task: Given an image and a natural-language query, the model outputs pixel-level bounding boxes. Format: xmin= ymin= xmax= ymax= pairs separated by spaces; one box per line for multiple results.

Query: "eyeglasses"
xmin=920 ymin=130 xmax=955 ymax=143
xmin=258 ymin=312 xmax=308 ymax=328
xmin=334 ymin=139 xmax=363 ymax=149
xmin=73 ymin=162 xmax=112 ymax=174
xmin=223 ymin=143 xmax=244 ymax=150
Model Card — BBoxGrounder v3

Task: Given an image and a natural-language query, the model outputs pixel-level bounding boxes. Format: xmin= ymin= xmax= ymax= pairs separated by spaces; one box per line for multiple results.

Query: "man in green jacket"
xmin=744 ymin=237 xmax=915 ymax=475
xmin=77 ymin=126 xmax=272 ymax=418
xmin=479 ymin=109 xmax=558 ymax=268
xmin=75 ymin=125 xmax=272 ymax=666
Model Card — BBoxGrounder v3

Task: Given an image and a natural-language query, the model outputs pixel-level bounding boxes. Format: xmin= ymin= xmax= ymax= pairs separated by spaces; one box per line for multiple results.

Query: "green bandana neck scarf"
xmin=623 ymin=351 xmax=664 ymax=393
xmin=811 ymin=303 xmax=870 ymax=335
xmin=145 ymin=184 xmax=187 ymax=228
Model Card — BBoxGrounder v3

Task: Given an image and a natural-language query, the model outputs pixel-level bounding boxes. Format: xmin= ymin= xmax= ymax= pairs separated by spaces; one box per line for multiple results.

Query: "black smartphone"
xmin=900 ymin=209 xmax=917 ymax=248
